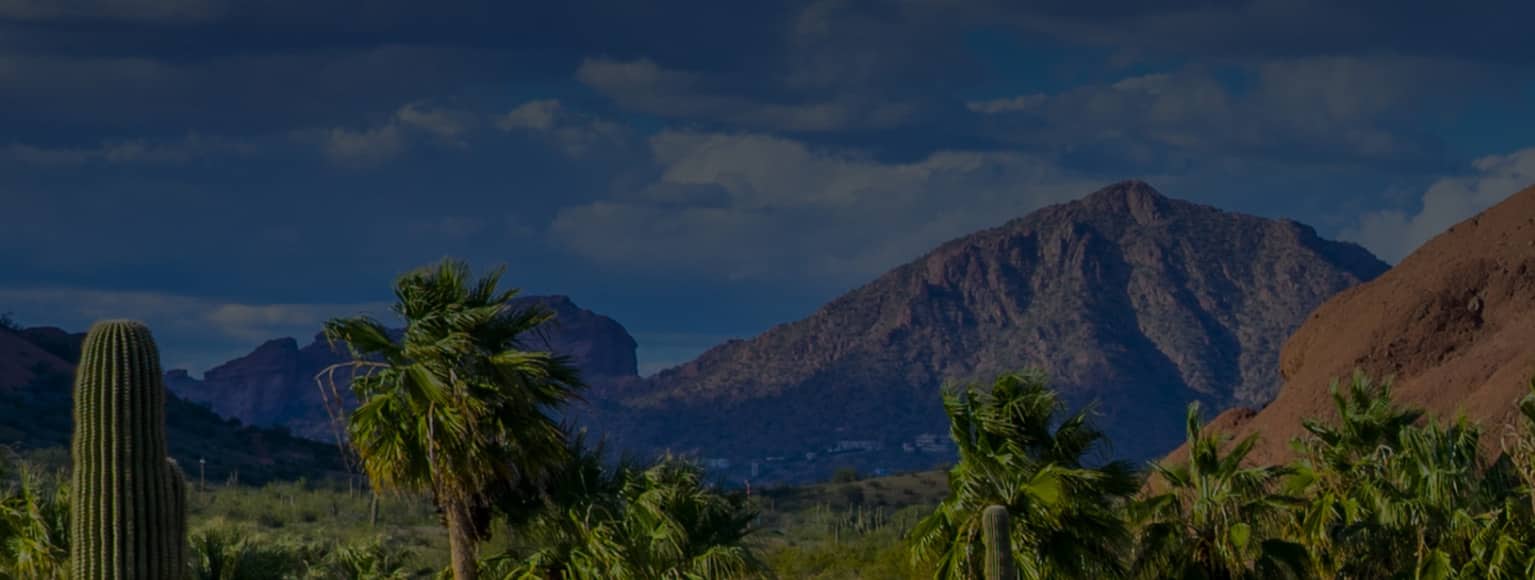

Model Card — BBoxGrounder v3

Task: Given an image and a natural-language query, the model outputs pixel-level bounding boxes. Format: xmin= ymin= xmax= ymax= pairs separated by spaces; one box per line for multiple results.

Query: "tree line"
xmin=917 ymin=369 xmax=1535 ymax=580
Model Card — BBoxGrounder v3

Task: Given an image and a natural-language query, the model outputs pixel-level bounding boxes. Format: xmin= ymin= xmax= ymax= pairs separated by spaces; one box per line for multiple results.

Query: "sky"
xmin=2 ymin=0 xmax=1533 ymax=375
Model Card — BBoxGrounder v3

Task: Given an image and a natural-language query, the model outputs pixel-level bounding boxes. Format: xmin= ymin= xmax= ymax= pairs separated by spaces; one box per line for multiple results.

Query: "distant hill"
xmin=0 ymin=325 xmax=346 ymax=484
xmin=1195 ymin=182 xmax=1535 ymax=465
xmin=598 ymin=180 xmax=1388 ymax=482
xmin=164 ymin=295 xmax=641 ymax=442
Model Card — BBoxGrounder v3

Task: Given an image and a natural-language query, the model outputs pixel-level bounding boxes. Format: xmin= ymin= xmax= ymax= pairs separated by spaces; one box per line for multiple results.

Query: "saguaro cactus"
xmin=70 ymin=320 xmax=188 ymax=579
xmin=982 ymin=504 xmax=1015 ymax=580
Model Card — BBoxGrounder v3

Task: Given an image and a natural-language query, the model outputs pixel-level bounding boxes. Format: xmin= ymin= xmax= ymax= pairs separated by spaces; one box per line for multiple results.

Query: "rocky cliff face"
xmin=165 ymin=295 xmax=640 ymax=441
xmin=609 ymin=180 xmax=1388 ymax=470
xmin=1196 ymin=182 xmax=1535 ymax=466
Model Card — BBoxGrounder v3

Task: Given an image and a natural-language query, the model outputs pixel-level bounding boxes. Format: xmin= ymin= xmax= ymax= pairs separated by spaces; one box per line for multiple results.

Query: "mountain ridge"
xmin=165 ymin=294 xmax=642 ymax=441
xmin=0 ymin=325 xmax=345 ymax=484
xmin=600 ymin=180 xmax=1388 ymax=480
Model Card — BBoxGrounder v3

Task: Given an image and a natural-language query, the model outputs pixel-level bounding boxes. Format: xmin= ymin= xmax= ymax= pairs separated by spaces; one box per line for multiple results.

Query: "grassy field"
xmin=176 ymin=467 xmax=951 ymax=577
xmin=746 ymin=469 xmax=947 ymax=579
xmin=186 ymin=480 xmax=460 ymax=575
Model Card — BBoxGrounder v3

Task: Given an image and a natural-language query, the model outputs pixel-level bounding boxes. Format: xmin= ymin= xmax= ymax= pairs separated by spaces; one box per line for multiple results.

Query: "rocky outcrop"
xmin=166 ymin=295 xmax=640 ymax=441
xmin=1196 ymin=182 xmax=1535 ymax=465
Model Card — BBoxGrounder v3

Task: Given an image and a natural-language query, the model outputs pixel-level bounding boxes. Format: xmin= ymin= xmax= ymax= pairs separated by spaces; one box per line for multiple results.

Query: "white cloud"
xmin=966 ymin=94 xmax=1047 ymax=114
xmin=550 ymin=131 xmax=1102 ymax=284
xmin=396 ymin=102 xmax=475 ymax=144
xmin=318 ymin=124 xmax=406 ymax=167
xmin=495 ymin=99 xmax=628 ymax=158
xmin=307 ymin=102 xmax=479 ymax=167
xmin=498 ymin=99 xmax=563 ymax=131
xmin=1343 ymin=148 xmax=1535 ymax=262
xmin=575 ymin=58 xmax=916 ymax=132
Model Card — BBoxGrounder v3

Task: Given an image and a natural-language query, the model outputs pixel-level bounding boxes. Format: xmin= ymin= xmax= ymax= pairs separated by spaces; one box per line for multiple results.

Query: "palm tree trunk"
xmin=445 ymin=498 xmax=479 ymax=580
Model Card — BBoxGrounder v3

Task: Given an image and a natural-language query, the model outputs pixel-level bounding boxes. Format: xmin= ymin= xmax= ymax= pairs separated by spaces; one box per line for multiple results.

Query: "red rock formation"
xmin=1196 ymin=183 xmax=1535 ymax=465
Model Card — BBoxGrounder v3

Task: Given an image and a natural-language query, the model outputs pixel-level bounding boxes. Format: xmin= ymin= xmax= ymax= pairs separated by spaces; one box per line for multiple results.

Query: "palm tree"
xmin=613 ymin=457 xmax=763 ymax=579
xmin=314 ymin=538 xmax=416 ymax=579
xmin=1286 ymin=373 xmax=1508 ymax=579
xmin=487 ymin=434 xmax=633 ymax=579
xmin=1285 ymin=372 xmax=1421 ymax=578
xmin=1382 ymin=418 xmax=1488 ymax=578
xmin=1130 ymin=403 xmax=1306 ymax=580
xmin=321 ymin=258 xmax=584 ymax=580
xmin=1500 ymin=376 xmax=1535 ymax=513
xmin=489 ymin=454 xmax=764 ymax=580
xmin=0 ymin=463 xmax=70 ymax=579
xmin=1463 ymin=376 xmax=1535 ymax=578
xmin=910 ymin=369 xmax=1137 ymax=579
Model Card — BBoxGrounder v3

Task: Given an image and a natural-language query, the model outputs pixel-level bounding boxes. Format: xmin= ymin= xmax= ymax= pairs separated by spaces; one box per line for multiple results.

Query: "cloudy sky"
xmin=2 ymin=0 xmax=1533 ymax=375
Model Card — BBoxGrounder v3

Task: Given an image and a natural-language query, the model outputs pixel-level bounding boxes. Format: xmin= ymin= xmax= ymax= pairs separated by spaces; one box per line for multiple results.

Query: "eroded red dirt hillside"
xmin=1208 ymin=183 xmax=1535 ymax=465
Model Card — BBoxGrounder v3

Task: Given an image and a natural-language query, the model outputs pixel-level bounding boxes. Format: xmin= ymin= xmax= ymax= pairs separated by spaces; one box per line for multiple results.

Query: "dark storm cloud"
xmin=0 ymin=45 xmax=518 ymax=136
xmin=0 ymin=121 xmax=630 ymax=302
xmin=967 ymin=58 xmax=1512 ymax=174
xmin=990 ymin=0 xmax=1535 ymax=66
xmin=0 ymin=0 xmax=795 ymax=137
xmin=0 ymin=0 xmax=790 ymax=65
xmin=0 ymin=0 xmax=225 ymax=23
xmin=8 ymin=0 xmax=1521 ymax=151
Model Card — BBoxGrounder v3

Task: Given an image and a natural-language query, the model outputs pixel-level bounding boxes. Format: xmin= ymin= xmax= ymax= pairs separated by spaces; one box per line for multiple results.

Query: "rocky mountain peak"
xmin=1080 ymin=179 xmax=1172 ymax=225
xmin=165 ymin=294 xmax=640 ymax=441
xmin=602 ymin=180 xmax=1388 ymax=481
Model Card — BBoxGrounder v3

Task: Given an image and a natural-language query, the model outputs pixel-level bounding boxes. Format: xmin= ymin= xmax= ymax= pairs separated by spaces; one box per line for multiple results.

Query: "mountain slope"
xmin=166 ymin=295 xmax=640 ymax=441
xmin=0 ymin=328 xmax=73 ymax=393
xmin=1200 ymin=182 xmax=1535 ymax=465
xmin=608 ymin=180 xmax=1388 ymax=475
xmin=0 ymin=326 xmax=345 ymax=484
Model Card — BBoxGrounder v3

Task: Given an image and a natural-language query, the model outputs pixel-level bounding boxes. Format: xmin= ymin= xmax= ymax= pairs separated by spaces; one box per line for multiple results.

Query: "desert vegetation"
xmin=8 ymin=258 xmax=1535 ymax=579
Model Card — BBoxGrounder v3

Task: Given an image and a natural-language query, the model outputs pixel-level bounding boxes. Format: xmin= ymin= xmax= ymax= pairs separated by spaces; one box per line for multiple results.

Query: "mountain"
xmin=0 ymin=327 xmax=73 ymax=393
xmin=1195 ymin=182 xmax=1535 ymax=466
xmin=0 ymin=325 xmax=346 ymax=484
xmin=601 ymin=180 xmax=1388 ymax=481
xmin=166 ymin=295 xmax=641 ymax=441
